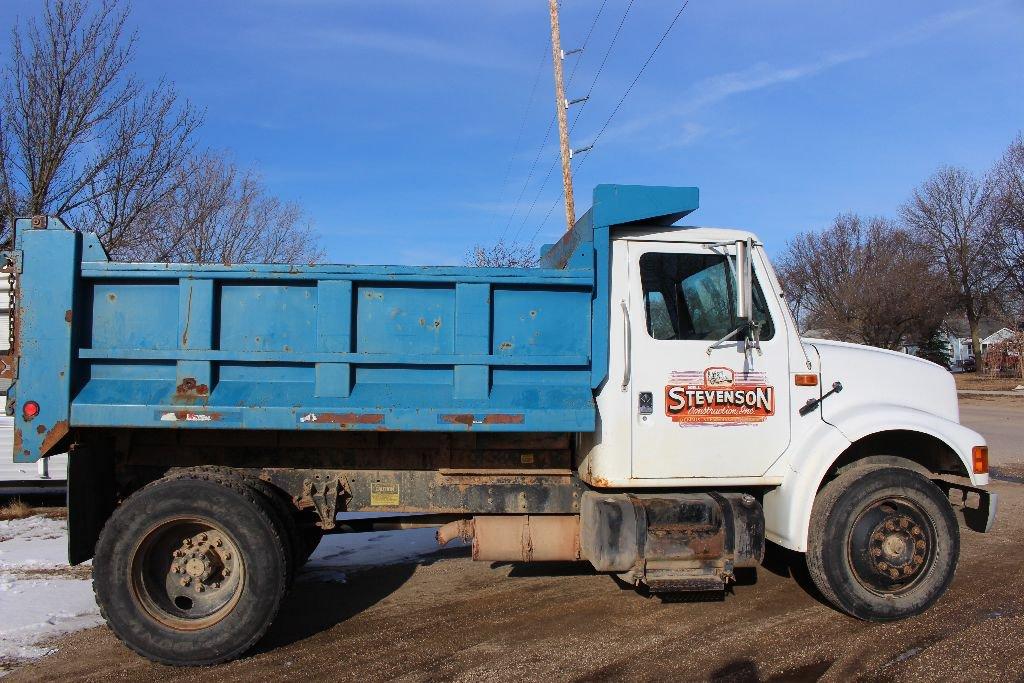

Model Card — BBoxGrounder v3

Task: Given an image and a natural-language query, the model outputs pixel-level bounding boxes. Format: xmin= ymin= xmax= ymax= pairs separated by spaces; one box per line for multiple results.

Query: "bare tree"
xmin=777 ymin=214 xmax=949 ymax=350
xmin=465 ymin=241 xmax=537 ymax=268
xmin=1 ymin=0 xmax=321 ymax=266
xmin=995 ymin=134 xmax=1024 ymax=311
xmin=0 ymin=0 xmax=200 ymax=247
xmin=901 ymin=166 xmax=1007 ymax=357
xmin=125 ymin=150 xmax=322 ymax=265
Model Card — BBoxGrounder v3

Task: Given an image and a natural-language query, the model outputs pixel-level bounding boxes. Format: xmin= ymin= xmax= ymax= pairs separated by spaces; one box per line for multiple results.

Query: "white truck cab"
xmin=578 ymin=223 xmax=994 ymax=619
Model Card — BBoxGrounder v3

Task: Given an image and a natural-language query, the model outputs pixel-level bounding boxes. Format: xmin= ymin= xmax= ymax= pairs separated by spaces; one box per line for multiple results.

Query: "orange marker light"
xmin=972 ymin=446 xmax=988 ymax=475
xmin=794 ymin=374 xmax=819 ymax=387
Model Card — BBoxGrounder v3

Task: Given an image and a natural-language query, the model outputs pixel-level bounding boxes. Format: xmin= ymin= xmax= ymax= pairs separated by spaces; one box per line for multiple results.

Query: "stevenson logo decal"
xmin=665 ymin=367 xmax=775 ymax=425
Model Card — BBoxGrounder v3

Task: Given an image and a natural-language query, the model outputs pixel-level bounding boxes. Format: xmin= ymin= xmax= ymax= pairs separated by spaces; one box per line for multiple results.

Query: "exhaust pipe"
xmin=437 ymin=515 xmax=580 ymax=562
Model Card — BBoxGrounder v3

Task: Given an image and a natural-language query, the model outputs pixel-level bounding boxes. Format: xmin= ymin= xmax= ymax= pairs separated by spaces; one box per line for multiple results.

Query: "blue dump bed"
xmin=7 ymin=185 xmax=698 ymax=462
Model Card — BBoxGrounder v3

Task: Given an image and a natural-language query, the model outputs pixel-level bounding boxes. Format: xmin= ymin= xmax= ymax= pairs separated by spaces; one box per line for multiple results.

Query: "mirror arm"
xmin=706 ymin=321 xmax=748 ymax=355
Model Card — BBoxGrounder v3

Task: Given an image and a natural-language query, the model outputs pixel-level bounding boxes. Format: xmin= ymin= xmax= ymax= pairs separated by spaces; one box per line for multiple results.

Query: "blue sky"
xmin=2 ymin=1 xmax=1022 ymax=264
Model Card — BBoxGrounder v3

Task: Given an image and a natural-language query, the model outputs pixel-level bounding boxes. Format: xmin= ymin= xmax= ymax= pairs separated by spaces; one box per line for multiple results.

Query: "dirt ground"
xmin=954 ymin=373 xmax=1024 ymax=392
xmin=5 ymin=478 xmax=1022 ymax=682
xmin=8 ymin=398 xmax=1024 ymax=682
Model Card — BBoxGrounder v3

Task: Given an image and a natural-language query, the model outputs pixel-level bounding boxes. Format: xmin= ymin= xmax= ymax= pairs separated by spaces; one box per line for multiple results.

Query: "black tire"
xmin=93 ymin=475 xmax=288 ymax=666
xmin=807 ymin=465 xmax=960 ymax=621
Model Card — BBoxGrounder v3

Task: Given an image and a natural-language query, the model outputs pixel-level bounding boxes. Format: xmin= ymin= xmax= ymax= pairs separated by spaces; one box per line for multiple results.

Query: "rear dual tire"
xmin=93 ymin=475 xmax=289 ymax=666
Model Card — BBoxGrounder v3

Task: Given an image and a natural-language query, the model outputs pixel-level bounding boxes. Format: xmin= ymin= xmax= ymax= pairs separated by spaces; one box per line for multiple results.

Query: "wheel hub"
xmin=172 ymin=533 xmax=230 ymax=589
xmin=849 ymin=499 xmax=934 ymax=594
xmin=130 ymin=518 xmax=245 ymax=629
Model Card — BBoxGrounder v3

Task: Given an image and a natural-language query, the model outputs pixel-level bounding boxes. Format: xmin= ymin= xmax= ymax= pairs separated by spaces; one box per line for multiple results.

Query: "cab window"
xmin=639 ymin=251 xmax=775 ymax=341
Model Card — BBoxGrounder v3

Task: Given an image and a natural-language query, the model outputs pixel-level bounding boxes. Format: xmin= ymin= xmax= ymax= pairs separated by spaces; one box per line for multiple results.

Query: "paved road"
xmin=959 ymin=395 xmax=1024 ymax=466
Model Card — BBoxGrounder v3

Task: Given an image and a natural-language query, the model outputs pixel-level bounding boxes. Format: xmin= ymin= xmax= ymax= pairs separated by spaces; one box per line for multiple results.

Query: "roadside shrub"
xmin=0 ymin=499 xmax=32 ymax=521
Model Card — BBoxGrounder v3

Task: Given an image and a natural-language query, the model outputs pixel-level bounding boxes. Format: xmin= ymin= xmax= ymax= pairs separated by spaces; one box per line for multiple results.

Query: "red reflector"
xmin=972 ymin=446 xmax=988 ymax=475
xmin=23 ymin=400 xmax=40 ymax=420
xmin=794 ymin=374 xmax=819 ymax=387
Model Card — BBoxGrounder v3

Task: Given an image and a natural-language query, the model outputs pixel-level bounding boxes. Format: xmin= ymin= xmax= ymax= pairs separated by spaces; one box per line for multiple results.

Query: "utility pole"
xmin=548 ymin=0 xmax=575 ymax=232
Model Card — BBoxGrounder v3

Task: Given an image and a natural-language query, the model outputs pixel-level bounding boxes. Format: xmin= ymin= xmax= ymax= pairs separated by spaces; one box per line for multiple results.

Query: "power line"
xmin=568 ymin=0 xmax=636 ymax=134
xmin=486 ymin=44 xmax=549 ymax=235
xmin=528 ymin=0 xmax=692 ymax=247
xmin=587 ymin=0 xmax=691 ymax=149
xmin=497 ymin=0 xmax=610 ymax=243
xmin=510 ymin=0 xmax=635 ymax=243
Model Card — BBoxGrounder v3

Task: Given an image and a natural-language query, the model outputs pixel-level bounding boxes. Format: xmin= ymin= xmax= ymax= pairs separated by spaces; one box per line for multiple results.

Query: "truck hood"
xmin=805 ymin=338 xmax=959 ymax=424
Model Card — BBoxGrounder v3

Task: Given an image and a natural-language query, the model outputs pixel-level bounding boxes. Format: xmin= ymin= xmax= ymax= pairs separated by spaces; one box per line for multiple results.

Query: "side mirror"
xmin=735 ymin=238 xmax=753 ymax=321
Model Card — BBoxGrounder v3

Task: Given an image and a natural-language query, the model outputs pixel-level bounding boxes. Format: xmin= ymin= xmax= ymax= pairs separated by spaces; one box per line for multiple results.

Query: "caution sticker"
xmin=370 ymin=482 xmax=400 ymax=506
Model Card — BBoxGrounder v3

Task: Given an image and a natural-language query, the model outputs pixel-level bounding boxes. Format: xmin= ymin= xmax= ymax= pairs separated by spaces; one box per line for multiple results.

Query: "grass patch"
xmin=0 ymin=498 xmax=33 ymax=521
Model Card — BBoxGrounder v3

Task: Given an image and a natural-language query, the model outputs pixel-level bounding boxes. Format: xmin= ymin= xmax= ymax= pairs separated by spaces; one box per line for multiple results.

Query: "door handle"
xmin=620 ymin=299 xmax=631 ymax=391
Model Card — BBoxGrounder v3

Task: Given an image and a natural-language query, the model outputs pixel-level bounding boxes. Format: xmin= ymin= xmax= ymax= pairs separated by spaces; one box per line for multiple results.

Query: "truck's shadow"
xmin=255 ymin=546 xmax=470 ymax=652
xmin=760 ymin=541 xmax=832 ymax=609
xmin=256 ymin=542 xmax=832 ymax=653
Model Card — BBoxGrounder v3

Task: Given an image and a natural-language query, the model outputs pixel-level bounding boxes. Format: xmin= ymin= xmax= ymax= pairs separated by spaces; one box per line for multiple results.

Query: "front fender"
xmin=826 ymin=403 xmax=986 ymax=486
xmin=764 ymin=404 xmax=987 ymax=552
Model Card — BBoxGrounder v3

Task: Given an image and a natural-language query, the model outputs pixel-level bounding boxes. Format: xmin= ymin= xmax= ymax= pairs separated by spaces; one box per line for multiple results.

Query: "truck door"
xmin=626 ymin=240 xmax=791 ymax=478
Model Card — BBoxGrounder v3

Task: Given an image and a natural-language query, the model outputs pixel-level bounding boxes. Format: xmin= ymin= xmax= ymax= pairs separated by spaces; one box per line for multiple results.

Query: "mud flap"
xmin=68 ymin=446 xmax=116 ymax=565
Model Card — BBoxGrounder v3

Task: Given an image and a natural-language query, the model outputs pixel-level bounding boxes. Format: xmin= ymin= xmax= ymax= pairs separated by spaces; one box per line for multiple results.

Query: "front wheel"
xmin=807 ymin=465 xmax=960 ymax=621
xmin=93 ymin=475 xmax=288 ymax=665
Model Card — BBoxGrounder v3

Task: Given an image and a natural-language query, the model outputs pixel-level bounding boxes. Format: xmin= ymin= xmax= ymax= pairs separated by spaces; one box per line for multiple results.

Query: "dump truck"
xmin=2 ymin=185 xmax=996 ymax=666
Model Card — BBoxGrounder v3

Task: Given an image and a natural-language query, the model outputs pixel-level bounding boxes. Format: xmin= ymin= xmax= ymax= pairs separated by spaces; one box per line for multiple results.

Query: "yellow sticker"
xmin=370 ymin=482 xmax=400 ymax=506
xmin=521 ymin=453 xmax=535 ymax=464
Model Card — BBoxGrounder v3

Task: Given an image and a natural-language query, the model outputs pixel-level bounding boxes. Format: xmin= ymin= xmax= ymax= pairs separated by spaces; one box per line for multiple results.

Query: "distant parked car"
xmin=961 ymin=357 xmax=977 ymax=372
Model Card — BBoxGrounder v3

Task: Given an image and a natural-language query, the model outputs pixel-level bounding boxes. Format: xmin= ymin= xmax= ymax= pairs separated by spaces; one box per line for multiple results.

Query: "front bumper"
xmin=934 ymin=479 xmax=998 ymax=533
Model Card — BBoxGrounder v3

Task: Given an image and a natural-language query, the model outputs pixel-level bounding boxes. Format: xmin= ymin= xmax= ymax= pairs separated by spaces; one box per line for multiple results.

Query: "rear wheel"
xmin=169 ymin=466 xmax=302 ymax=584
xmin=93 ymin=476 xmax=287 ymax=666
xmin=807 ymin=465 xmax=959 ymax=621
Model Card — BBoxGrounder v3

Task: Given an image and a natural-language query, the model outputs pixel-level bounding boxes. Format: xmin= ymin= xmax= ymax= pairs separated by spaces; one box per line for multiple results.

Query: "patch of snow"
xmin=0 ymin=576 xmax=102 ymax=662
xmin=0 ymin=517 xmax=71 ymax=570
xmin=0 ymin=516 xmax=100 ymax=668
xmin=301 ymin=525 xmax=466 ymax=583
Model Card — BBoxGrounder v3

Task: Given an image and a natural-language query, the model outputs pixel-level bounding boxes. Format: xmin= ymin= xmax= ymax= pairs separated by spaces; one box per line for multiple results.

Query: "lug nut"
xmin=211 ymin=582 xmax=220 ymax=589
xmin=196 ymin=584 xmax=205 ymax=593
xmin=180 ymin=577 xmax=191 ymax=586
xmin=223 ymin=568 xmax=231 ymax=577
xmin=224 ymin=552 xmax=232 ymax=561
xmin=199 ymin=533 xmax=208 ymax=542
xmin=214 ymin=538 xmax=223 ymax=547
